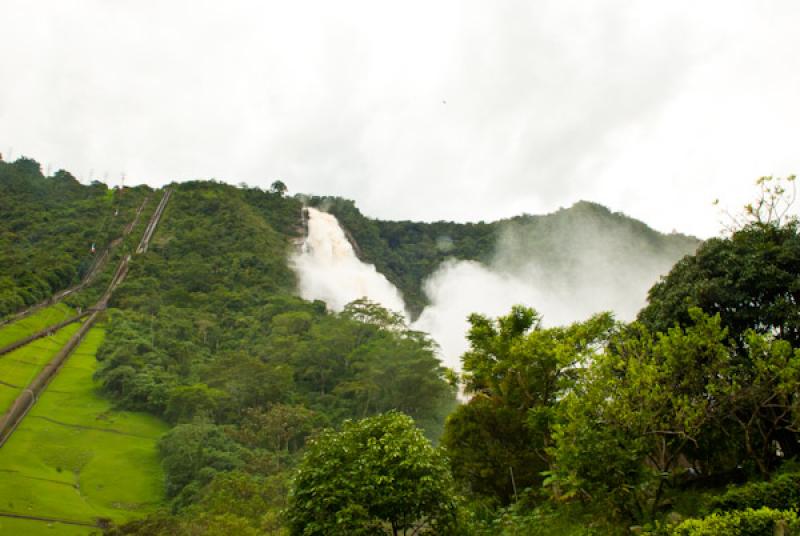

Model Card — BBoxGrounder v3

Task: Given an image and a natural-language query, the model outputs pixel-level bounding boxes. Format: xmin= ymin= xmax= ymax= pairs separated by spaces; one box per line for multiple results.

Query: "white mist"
xmin=291 ymin=207 xmax=685 ymax=374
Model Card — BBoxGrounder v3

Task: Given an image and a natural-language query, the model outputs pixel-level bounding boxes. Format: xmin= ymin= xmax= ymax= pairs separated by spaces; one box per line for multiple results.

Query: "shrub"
xmin=672 ymin=507 xmax=798 ymax=536
xmin=711 ymin=472 xmax=800 ymax=512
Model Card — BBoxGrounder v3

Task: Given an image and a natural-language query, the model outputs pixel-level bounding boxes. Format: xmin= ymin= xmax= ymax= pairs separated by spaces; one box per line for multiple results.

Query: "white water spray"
xmin=291 ymin=207 xmax=687 ymax=374
xmin=292 ymin=207 xmax=407 ymax=316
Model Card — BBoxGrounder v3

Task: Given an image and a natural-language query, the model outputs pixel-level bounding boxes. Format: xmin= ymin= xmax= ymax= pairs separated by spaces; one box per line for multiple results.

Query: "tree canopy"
xmin=443 ymin=306 xmax=613 ymax=503
xmin=640 ymin=175 xmax=800 ymax=350
xmin=0 ymin=157 xmax=151 ymax=316
xmin=639 ymin=219 xmax=800 ymax=348
xmin=287 ymin=412 xmax=459 ymax=536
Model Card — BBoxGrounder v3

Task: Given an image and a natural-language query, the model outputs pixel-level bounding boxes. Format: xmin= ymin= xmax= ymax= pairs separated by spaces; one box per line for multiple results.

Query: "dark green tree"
xmin=287 ymin=412 xmax=458 ymax=535
xmin=443 ymin=306 xmax=613 ymax=504
xmin=639 ymin=176 xmax=800 ymax=348
xmin=159 ymin=423 xmax=247 ymax=499
xmin=270 ymin=180 xmax=288 ymax=196
xmin=549 ymin=309 xmax=800 ymax=523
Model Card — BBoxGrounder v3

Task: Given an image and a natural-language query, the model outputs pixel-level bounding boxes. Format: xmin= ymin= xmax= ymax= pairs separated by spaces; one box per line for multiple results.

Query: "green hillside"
xmin=0 ymin=321 xmax=82 ymax=413
xmin=0 ymin=327 xmax=166 ymax=527
xmin=2 ymin=157 xmax=799 ymax=535
xmin=0 ymin=159 xmax=151 ymax=318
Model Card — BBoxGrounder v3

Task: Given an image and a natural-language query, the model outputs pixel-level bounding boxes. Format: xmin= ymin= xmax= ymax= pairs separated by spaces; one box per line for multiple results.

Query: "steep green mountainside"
xmin=0 ymin=166 xmax=458 ymax=533
xmin=102 ymin=179 xmax=455 ymax=426
xmin=0 ymin=158 xmax=151 ymax=317
xmin=91 ymin=180 xmax=456 ymax=523
xmin=1 ymin=158 xmax=698 ymax=323
xmin=10 ymin=157 xmax=768 ymax=536
xmin=310 ymin=196 xmax=700 ymax=317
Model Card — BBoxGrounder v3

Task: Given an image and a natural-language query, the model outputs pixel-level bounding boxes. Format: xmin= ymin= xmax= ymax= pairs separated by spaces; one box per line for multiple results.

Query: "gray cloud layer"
xmin=1 ymin=1 xmax=799 ymax=237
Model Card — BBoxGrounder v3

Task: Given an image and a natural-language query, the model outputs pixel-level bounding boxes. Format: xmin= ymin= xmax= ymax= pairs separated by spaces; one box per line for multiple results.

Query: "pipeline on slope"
xmin=0 ymin=194 xmax=152 ymax=328
xmin=0 ymin=190 xmax=171 ymax=448
xmin=0 ymin=310 xmax=100 ymax=448
xmin=0 ymin=510 xmax=100 ymax=529
xmin=136 ymin=188 xmax=171 ymax=254
xmin=0 ymin=310 xmax=92 ymax=358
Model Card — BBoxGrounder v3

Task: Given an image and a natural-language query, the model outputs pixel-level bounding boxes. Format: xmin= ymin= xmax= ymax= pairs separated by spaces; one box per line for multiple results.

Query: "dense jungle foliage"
xmin=0 ymin=157 xmax=151 ymax=317
xmin=91 ymin=180 xmax=456 ymax=533
xmin=4 ymin=159 xmax=800 ymax=535
xmin=437 ymin=178 xmax=800 ymax=535
xmin=106 ymin=176 xmax=800 ymax=535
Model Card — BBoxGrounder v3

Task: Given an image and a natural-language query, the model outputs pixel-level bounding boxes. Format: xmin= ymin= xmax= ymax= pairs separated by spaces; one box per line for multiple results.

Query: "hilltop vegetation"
xmin=0 ymin=157 xmax=150 ymax=317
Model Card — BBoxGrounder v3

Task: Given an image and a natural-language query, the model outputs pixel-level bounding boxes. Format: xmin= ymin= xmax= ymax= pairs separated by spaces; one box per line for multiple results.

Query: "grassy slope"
xmin=0 ymin=321 xmax=82 ymax=413
xmin=0 ymin=303 xmax=75 ymax=347
xmin=0 ymin=517 xmax=96 ymax=535
xmin=0 ymin=327 xmax=166 ymax=532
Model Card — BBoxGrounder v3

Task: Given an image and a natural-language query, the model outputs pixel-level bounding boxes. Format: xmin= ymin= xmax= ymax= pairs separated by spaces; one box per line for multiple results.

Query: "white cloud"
xmin=1 ymin=1 xmax=799 ymax=237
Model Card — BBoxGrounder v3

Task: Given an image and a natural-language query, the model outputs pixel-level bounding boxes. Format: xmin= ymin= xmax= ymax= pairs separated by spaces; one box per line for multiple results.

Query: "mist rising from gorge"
xmin=414 ymin=205 xmax=693 ymax=369
xmin=292 ymin=204 xmax=697 ymax=371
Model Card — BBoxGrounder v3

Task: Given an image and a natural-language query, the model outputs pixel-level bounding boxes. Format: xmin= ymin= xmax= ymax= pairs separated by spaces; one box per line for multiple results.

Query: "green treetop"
xmin=287 ymin=411 xmax=459 ymax=536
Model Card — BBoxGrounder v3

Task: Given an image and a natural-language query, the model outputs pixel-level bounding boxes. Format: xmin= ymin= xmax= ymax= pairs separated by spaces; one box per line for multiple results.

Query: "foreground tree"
xmin=549 ymin=309 xmax=800 ymax=523
xmin=443 ymin=306 xmax=613 ymax=503
xmin=639 ymin=176 xmax=800 ymax=348
xmin=548 ymin=310 xmax=733 ymax=521
xmin=287 ymin=412 xmax=458 ymax=535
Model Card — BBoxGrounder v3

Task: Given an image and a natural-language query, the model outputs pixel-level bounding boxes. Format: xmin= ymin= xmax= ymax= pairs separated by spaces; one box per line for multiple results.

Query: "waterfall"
xmin=292 ymin=207 xmax=408 ymax=317
xmin=291 ymin=207 xmax=678 ymax=374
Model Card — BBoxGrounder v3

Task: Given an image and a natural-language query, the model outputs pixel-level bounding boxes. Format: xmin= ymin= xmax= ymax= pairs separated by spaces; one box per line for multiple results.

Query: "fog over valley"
xmin=293 ymin=202 xmax=698 ymax=369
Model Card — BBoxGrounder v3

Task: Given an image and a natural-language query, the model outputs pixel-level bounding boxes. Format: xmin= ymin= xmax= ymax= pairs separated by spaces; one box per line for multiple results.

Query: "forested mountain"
xmin=0 ymin=158 xmax=151 ymax=316
xmin=91 ymin=180 xmax=457 ymax=525
xmin=0 ymin=163 xmax=458 ymax=533
xmin=3 ymin=156 xmax=799 ymax=536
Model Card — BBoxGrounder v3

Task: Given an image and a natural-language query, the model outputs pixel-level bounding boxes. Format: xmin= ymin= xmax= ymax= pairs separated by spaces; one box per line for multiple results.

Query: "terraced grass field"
xmin=0 ymin=303 xmax=76 ymax=347
xmin=0 ymin=327 xmax=167 ymax=533
xmin=0 ymin=516 xmax=95 ymax=535
xmin=0 ymin=322 xmax=83 ymax=414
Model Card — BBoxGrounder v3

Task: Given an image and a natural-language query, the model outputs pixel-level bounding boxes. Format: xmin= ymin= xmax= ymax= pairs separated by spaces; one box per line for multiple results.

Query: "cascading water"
xmin=292 ymin=207 xmax=408 ymax=316
xmin=292 ymin=206 xmax=683 ymax=375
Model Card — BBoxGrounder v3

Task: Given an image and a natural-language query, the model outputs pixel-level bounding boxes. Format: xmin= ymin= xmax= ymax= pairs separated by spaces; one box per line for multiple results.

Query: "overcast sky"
xmin=1 ymin=1 xmax=799 ymax=238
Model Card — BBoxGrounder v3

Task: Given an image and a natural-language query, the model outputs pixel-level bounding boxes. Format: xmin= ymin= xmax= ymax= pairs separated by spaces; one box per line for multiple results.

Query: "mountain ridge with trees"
xmin=5 ymin=155 xmax=797 ymax=535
